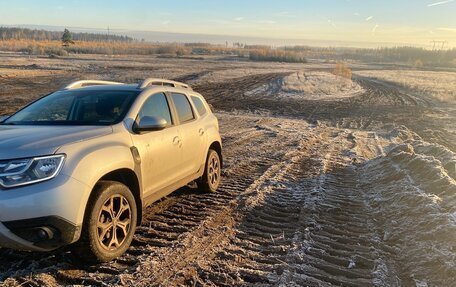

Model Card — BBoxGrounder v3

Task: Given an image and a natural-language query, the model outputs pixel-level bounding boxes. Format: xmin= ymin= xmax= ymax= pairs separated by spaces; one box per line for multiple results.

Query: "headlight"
xmin=0 ymin=155 xmax=65 ymax=188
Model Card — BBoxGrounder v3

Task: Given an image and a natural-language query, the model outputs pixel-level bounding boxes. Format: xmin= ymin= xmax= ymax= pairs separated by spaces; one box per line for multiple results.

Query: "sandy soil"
xmin=0 ymin=53 xmax=455 ymax=286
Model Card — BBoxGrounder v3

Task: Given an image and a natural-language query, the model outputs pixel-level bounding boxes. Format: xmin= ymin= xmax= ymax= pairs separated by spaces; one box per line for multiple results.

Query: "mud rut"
xmin=194 ymin=128 xmax=393 ymax=287
xmin=1 ymin=70 xmax=455 ymax=286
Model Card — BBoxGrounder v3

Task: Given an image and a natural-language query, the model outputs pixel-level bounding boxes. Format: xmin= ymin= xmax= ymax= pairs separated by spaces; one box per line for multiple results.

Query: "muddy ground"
xmin=0 ymin=54 xmax=455 ymax=287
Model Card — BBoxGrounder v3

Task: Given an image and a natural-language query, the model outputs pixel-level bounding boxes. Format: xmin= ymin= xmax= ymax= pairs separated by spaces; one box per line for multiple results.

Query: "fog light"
xmin=36 ymin=227 xmax=56 ymax=240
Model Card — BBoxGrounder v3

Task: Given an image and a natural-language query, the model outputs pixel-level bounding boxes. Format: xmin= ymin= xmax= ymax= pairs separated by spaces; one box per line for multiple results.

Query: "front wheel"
xmin=198 ymin=149 xmax=221 ymax=192
xmin=73 ymin=181 xmax=137 ymax=263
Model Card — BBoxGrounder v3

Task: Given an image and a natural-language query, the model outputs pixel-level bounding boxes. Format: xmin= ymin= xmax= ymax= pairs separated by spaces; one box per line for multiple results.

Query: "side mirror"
xmin=0 ymin=115 xmax=10 ymax=123
xmin=133 ymin=116 xmax=167 ymax=133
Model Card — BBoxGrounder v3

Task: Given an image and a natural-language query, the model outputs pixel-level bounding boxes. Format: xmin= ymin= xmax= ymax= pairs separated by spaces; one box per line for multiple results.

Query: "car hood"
xmin=0 ymin=125 xmax=113 ymax=160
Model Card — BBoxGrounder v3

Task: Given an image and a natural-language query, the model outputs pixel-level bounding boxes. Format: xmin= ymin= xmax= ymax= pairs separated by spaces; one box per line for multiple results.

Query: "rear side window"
xmin=171 ymin=93 xmax=194 ymax=123
xmin=139 ymin=93 xmax=173 ymax=125
xmin=191 ymin=96 xmax=207 ymax=116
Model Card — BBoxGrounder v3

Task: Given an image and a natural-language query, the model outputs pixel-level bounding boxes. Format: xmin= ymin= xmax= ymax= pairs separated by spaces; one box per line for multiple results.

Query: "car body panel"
xmin=0 ymin=173 xmax=89 ymax=239
xmin=56 ymin=129 xmax=137 ymax=204
xmin=130 ymin=125 xmax=183 ymax=196
xmin=0 ymin=125 xmax=112 ymax=159
xmin=177 ymin=119 xmax=207 ymax=176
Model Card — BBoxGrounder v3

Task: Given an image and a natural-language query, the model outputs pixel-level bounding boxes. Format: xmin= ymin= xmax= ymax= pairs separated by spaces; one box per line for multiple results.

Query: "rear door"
xmin=130 ymin=92 xmax=183 ymax=196
xmin=170 ymin=93 xmax=206 ymax=176
xmin=190 ymin=95 xmax=210 ymax=162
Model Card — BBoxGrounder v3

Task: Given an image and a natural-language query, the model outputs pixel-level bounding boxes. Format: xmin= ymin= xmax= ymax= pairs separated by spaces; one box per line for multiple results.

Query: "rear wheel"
xmin=198 ymin=149 xmax=221 ymax=192
xmin=74 ymin=181 xmax=137 ymax=263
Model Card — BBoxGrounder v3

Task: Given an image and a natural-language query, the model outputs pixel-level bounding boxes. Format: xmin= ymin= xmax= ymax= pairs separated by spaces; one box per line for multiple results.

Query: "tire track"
xmin=180 ymin=129 xmax=398 ymax=286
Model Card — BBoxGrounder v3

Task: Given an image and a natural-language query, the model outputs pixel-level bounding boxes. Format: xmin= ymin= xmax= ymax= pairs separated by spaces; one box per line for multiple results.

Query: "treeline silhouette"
xmin=0 ymin=27 xmax=134 ymax=42
xmin=249 ymin=49 xmax=307 ymax=63
xmin=278 ymin=45 xmax=456 ymax=67
xmin=342 ymin=47 xmax=456 ymax=66
xmin=0 ymin=26 xmax=454 ymax=67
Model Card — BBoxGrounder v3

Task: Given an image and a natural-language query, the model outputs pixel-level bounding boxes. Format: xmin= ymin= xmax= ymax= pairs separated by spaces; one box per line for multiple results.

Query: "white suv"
xmin=0 ymin=79 xmax=222 ymax=262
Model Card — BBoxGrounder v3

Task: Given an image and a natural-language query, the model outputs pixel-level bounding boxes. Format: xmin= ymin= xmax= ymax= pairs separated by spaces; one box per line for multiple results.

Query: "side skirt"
xmin=142 ymin=166 xmax=205 ymax=208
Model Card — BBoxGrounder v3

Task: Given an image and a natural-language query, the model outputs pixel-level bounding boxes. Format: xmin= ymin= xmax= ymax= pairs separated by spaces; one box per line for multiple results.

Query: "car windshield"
xmin=2 ymin=89 xmax=140 ymax=126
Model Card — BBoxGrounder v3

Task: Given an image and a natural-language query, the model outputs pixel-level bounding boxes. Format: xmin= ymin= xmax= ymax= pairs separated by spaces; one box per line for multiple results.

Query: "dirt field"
xmin=0 ymin=53 xmax=455 ymax=287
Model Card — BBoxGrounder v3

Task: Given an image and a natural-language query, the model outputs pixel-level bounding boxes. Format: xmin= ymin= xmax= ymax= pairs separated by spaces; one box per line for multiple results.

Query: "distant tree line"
xmin=1 ymin=26 xmax=454 ymax=67
xmin=0 ymin=27 xmax=134 ymax=42
xmin=282 ymin=46 xmax=312 ymax=52
xmin=249 ymin=49 xmax=308 ymax=63
xmin=338 ymin=47 xmax=456 ymax=67
xmin=273 ymin=45 xmax=456 ymax=67
xmin=344 ymin=47 xmax=456 ymax=64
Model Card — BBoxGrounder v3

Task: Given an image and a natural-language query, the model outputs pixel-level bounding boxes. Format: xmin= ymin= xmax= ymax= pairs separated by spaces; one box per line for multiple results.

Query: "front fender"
xmin=56 ymin=137 xmax=137 ymax=225
xmin=61 ymin=143 xmax=136 ymax=188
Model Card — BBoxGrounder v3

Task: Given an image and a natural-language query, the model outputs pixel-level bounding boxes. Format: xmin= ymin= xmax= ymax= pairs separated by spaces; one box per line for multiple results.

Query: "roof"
xmin=62 ymin=79 xmax=192 ymax=92
xmin=65 ymin=84 xmax=140 ymax=92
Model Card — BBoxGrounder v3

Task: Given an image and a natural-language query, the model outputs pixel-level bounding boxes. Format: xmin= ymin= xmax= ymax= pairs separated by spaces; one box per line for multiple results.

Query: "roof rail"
xmin=63 ymin=80 xmax=124 ymax=90
xmin=138 ymin=78 xmax=191 ymax=90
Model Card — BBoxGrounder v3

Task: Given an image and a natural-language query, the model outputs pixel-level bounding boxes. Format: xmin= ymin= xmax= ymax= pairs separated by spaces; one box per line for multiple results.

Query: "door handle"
xmin=199 ymin=128 xmax=205 ymax=136
xmin=173 ymin=136 xmax=181 ymax=145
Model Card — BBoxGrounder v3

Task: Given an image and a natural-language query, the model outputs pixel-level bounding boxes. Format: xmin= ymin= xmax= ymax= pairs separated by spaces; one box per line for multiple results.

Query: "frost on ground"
xmin=355 ymin=70 xmax=456 ymax=102
xmin=245 ymin=71 xmax=364 ymax=101
xmin=190 ymin=67 xmax=294 ymax=84
xmin=359 ymin=126 xmax=456 ymax=286
xmin=281 ymin=71 xmax=365 ymax=100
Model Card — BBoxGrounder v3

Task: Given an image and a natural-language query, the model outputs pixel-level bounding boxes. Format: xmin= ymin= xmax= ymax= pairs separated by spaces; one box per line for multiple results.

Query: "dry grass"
xmin=0 ymin=39 xmax=247 ymax=57
xmin=333 ymin=62 xmax=352 ymax=79
xmin=249 ymin=49 xmax=307 ymax=63
xmin=0 ymin=39 xmax=193 ymax=56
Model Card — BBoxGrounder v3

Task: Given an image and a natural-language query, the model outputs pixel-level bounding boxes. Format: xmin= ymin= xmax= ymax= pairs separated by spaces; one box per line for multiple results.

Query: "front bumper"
xmin=1 ymin=216 xmax=81 ymax=251
xmin=0 ymin=221 xmax=50 ymax=251
xmin=0 ymin=174 xmax=89 ymax=251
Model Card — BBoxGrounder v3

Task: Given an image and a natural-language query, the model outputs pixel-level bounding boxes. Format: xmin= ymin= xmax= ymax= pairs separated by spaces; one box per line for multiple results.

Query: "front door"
xmin=131 ymin=93 xmax=183 ymax=196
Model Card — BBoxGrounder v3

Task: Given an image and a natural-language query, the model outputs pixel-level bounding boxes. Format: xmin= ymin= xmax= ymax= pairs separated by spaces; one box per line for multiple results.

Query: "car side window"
xmin=138 ymin=93 xmax=173 ymax=125
xmin=191 ymin=96 xmax=207 ymax=116
xmin=171 ymin=93 xmax=195 ymax=123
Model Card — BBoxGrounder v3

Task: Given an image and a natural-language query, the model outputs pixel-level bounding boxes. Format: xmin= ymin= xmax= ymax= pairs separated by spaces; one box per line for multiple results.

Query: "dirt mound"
xmin=281 ymin=71 xmax=365 ymax=100
xmin=359 ymin=133 xmax=456 ymax=286
xmin=244 ymin=71 xmax=365 ymax=101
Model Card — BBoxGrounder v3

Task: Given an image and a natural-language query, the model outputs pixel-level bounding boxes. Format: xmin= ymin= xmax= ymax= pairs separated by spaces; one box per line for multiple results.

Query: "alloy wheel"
xmin=96 ymin=194 xmax=131 ymax=250
xmin=208 ymin=153 xmax=221 ymax=189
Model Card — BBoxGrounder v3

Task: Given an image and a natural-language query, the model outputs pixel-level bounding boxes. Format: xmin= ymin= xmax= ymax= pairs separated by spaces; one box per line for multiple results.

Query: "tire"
xmin=198 ymin=149 xmax=222 ymax=193
xmin=73 ymin=181 xmax=137 ymax=263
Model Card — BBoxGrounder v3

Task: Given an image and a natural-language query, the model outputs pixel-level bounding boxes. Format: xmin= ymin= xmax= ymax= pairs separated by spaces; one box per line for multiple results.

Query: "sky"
xmin=0 ymin=0 xmax=455 ymax=47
